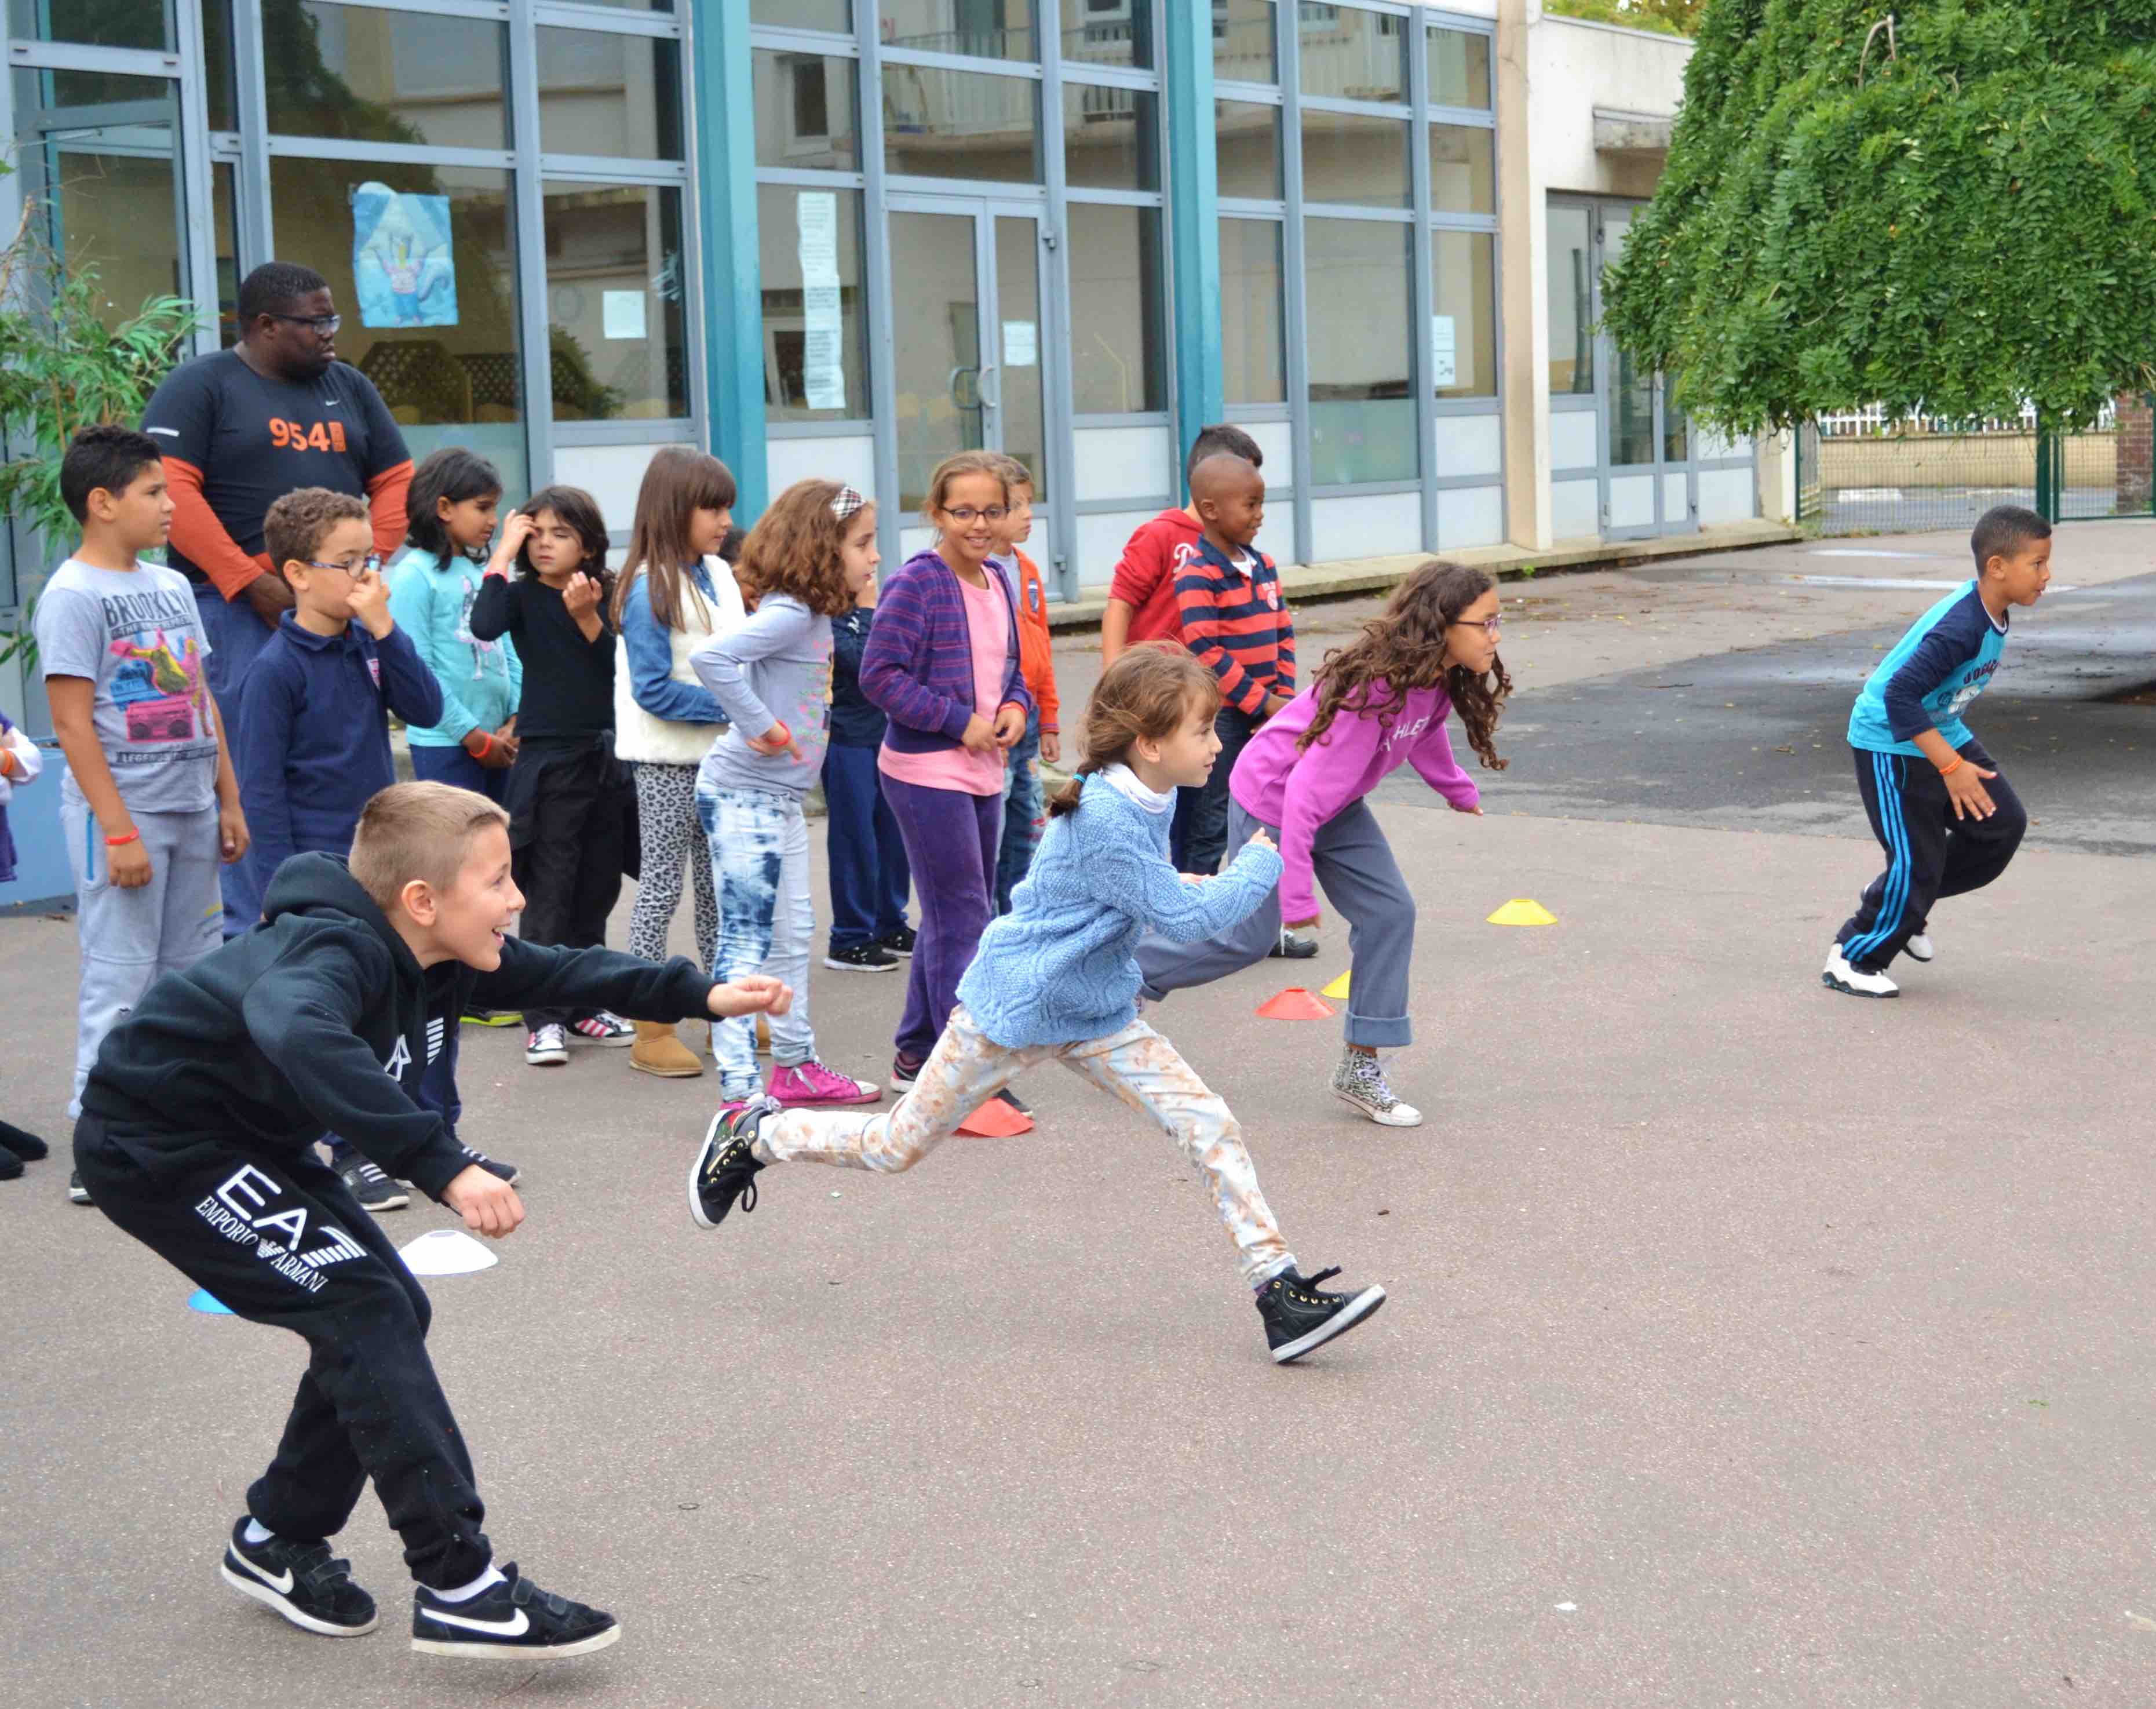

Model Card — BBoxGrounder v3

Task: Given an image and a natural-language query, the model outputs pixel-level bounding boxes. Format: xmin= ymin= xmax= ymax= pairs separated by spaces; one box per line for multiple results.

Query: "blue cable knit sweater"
xmin=956 ymin=770 xmax=1283 ymax=1048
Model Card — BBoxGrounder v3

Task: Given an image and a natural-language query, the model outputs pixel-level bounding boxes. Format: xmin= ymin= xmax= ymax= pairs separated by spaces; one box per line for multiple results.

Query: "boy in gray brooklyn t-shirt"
xmin=35 ymin=428 xmax=247 ymax=1156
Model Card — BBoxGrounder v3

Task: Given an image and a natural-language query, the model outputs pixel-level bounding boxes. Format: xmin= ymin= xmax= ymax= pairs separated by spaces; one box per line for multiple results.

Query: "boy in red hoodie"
xmin=991 ymin=457 xmax=1060 ymax=917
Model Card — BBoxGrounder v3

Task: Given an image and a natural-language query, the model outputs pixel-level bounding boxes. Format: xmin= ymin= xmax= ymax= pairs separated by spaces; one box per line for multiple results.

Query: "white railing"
xmin=1818 ymin=401 xmax=2118 ymax=437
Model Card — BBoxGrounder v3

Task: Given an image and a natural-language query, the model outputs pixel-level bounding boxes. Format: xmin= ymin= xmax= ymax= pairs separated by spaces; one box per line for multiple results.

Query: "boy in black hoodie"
xmin=72 ymin=780 xmax=790 ymax=1662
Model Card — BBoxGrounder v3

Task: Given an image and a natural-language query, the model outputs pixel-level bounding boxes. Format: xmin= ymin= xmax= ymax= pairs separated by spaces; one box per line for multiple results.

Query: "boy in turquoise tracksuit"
xmin=1823 ymin=504 xmax=2052 ymax=999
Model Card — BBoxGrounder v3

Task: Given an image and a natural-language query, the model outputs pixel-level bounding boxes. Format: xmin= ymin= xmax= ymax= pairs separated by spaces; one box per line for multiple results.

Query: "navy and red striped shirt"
xmin=1173 ymin=537 xmax=1294 ymax=716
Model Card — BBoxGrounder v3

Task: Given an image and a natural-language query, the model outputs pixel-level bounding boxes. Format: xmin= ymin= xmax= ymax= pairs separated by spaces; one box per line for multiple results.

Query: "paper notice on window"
xmin=603 ymin=290 xmax=647 ymax=341
xmin=798 ymin=191 xmax=846 ymax=412
xmin=1002 ymin=319 xmax=1037 ymax=369
xmin=1431 ymin=314 xmax=1457 ymax=388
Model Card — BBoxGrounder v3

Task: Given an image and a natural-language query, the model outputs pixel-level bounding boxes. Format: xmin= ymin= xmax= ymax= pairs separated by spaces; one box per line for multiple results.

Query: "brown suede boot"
xmin=630 ymin=1020 xmax=704 ymax=1078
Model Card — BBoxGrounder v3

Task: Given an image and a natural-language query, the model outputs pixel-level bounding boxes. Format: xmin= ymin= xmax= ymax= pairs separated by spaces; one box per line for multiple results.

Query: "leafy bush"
xmin=1602 ymin=2 xmax=2156 ymax=434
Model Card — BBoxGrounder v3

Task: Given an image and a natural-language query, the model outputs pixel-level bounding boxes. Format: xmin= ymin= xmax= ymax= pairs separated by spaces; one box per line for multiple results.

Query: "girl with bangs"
xmin=610 ymin=447 xmax=746 ymax=1078
xmin=686 ymin=642 xmax=1388 ymax=1367
xmin=471 ymin=483 xmax=639 ymax=1067
xmin=690 ymin=478 xmax=882 ymax=1109
xmin=1136 ymin=560 xmax=1512 ymax=1129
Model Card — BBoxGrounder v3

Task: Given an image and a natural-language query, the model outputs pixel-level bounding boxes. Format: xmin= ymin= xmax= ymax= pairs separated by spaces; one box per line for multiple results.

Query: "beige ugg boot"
xmin=631 ymin=1020 xmax=703 ymax=1078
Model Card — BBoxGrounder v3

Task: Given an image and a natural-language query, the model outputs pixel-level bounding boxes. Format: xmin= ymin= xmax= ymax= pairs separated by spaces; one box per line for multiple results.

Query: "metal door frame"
xmin=882 ymin=190 xmax=1064 ymax=572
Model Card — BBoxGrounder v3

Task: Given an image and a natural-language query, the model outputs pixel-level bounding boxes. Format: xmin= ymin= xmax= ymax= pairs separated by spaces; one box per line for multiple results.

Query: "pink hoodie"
xmin=1228 ymin=680 xmax=1478 ymax=921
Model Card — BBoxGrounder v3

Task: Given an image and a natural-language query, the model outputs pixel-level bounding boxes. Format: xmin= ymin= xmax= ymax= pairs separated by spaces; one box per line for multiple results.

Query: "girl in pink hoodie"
xmin=1135 ymin=561 xmax=1511 ymax=1127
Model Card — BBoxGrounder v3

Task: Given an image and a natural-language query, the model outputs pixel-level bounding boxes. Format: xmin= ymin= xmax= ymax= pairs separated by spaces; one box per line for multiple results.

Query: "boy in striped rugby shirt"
xmin=1173 ymin=453 xmax=1294 ymax=875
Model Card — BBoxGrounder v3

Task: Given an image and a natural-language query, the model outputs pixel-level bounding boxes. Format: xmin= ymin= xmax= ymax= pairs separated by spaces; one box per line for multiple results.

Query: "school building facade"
xmin=0 ymin=0 xmax=1779 ymax=898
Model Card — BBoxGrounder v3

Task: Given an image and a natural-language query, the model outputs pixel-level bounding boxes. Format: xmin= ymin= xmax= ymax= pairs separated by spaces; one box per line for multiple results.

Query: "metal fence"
xmin=1796 ymin=402 xmax=2154 ymax=536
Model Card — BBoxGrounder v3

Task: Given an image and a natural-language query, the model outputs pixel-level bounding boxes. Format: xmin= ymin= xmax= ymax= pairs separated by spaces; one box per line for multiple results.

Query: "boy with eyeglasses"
xmin=36 ymin=425 xmax=251 ymax=1205
xmin=233 ymin=487 xmax=470 ymax=1208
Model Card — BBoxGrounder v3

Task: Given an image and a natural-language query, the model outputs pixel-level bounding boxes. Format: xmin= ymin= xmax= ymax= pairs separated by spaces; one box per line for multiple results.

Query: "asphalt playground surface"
xmin=3 ymin=522 xmax=2153 ymax=1708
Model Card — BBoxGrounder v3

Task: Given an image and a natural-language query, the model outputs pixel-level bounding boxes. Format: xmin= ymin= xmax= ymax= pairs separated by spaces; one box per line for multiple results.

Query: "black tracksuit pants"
xmin=1838 ymin=739 xmax=2027 ymax=972
xmin=75 ymin=1114 xmax=490 ymax=1588
xmin=513 ymin=742 xmax=630 ymax=1029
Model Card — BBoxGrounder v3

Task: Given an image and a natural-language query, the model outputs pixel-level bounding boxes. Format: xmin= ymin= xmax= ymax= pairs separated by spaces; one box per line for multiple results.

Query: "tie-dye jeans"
xmin=756 ymin=1004 xmax=1296 ymax=1288
xmin=699 ymin=782 xmax=818 ymax=1099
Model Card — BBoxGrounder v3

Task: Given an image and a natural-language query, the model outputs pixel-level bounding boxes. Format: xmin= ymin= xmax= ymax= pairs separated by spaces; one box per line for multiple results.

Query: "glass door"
xmin=887 ymin=194 xmax=1053 ymax=551
xmin=1587 ymin=202 xmax=1698 ymax=541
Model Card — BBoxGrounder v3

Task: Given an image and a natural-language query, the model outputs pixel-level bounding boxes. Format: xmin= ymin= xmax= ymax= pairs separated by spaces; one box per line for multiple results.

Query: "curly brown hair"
xmin=1046 ymin=642 xmax=1221 ymax=818
xmin=1300 ymin=560 xmax=1511 ymax=771
xmin=734 ymin=478 xmax=869 ymax=618
xmin=265 ymin=487 xmax=370 ymax=578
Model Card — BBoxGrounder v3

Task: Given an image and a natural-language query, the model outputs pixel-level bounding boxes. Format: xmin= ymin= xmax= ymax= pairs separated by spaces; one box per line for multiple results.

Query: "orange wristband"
xmin=1936 ymin=755 xmax=1962 ymax=777
xmin=105 ymin=829 xmax=140 ymax=847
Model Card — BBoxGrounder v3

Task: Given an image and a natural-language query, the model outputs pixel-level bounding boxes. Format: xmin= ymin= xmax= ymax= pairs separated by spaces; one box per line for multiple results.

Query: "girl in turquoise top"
xmin=686 ymin=642 xmax=1389 ymax=1367
xmin=388 ymin=449 xmax=521 ymax=803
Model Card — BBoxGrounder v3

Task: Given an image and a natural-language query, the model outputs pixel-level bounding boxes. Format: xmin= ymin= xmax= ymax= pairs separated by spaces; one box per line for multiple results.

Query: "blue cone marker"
xmin=187 ymin=1289 xmax=235 ymax=1316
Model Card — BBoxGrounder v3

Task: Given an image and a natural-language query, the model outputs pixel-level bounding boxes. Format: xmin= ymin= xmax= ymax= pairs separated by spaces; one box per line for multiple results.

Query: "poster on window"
xmin=797 ymin=191 xmax=846 ymax=412
xmin=352 ymin=183 xmax=458 ymax=329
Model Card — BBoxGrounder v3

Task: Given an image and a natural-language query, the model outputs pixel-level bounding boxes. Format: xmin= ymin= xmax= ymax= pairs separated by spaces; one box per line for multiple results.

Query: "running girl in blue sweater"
xmin=687 ymin=642 xmax=1387 ymax=1364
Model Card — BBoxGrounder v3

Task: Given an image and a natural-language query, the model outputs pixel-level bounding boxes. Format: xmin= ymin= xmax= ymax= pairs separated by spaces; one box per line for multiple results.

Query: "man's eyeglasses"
xmin=1450 ymin=615 xmax=1502 ymax=637
xmin=304 ymin=553 xmax=383 ymax=577
xmin=940 ymin=505 xmax=1008 ymax=524
xmin=267 ymin=312 xmax=341 ymax=334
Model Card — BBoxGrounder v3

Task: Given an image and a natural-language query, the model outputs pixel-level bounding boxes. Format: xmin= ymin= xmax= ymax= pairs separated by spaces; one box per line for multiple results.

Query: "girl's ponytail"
xmin=1047 ymin=642 xmax=1221 ymax=819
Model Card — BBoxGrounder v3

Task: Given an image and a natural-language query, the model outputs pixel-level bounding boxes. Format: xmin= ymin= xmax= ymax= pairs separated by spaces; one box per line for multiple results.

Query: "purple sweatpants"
xmin=880 ymin=772 xmax=1003 ymax=1065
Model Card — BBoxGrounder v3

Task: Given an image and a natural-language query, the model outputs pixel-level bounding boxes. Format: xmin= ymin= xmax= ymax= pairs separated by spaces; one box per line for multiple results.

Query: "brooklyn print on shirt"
xmin=102 ymin=586 xmax=217 ymax=764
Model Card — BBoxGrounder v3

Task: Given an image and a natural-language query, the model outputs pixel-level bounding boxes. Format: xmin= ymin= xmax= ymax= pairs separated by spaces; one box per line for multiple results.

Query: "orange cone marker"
xmin=1257 ymin=986 xmax=1334 ymax=1020
xmin=956 ymin=1096 xmax=1035 ymax=1137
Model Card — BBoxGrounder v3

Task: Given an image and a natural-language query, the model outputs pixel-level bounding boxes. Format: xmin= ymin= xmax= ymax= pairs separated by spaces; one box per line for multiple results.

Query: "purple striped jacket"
xmin=859 ymin=549 xmax=1034 ymax=756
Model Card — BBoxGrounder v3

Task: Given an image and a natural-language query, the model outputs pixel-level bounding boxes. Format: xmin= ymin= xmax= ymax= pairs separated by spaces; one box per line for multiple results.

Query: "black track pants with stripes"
xmin=74 ymin=1115 xmax=491 ymax=1588
xmin=1837 ymin=739 xmax=2026 ymax=973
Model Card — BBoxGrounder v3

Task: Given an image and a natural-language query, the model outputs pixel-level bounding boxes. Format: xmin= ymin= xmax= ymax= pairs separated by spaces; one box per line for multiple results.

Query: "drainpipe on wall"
xmin=1497 ymin=0 xmax=1552 ymax=552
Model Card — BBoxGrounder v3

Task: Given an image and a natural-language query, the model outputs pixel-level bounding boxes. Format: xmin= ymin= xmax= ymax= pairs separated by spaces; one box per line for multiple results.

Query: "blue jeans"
xmin=196 ymin=584 xmax=279 ymax=937
xmin=822 ymin=743 xmax=910 ymax=950
xmin=993 ymin=710 xmax=1044 ymax=914
xmin=699 ymin=782 xmax=819 ymax=1099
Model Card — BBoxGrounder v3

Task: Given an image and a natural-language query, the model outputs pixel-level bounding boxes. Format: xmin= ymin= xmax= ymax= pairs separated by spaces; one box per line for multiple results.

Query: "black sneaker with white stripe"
xmin=568 ymin=1011 xmax=634 ymax=1046
xmin=340 ymin=1157 xmax=410 ymax=1212
xmin=220 ymin=1517 xmax=378 ymax=1637
xmin=1256 ymin=1265 xmax=1387 ymax=1365
xmin=410 ymin=1562 xmax=619 ymax=1659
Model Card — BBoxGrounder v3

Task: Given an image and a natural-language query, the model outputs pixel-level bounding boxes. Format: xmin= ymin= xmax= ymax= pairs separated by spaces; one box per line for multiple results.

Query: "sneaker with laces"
xmin=1822 ymin=944 xmax=1898 ymax=999
xmin=1330 ymin=1050 xmax=1424 ymax=1127
xmin=68 ymin=1169 xmax=92 ymax=1205
xmin=889 ymin=1052 xmax=924 ymax=1091
xmin=525 ymin=1024 xmax=570 ymax=1066
xmin=220 ymin=1517 xmax=378 ymax=1637
xmin=1256 ymin=1266 xmax=1388 ymax=1364
xmin=0 ymin=1118 xmax=48 ymax=1161
xmin=769 ymin=1060 xmax=881 ymax=1106
xmin=463 ymin=1148 xmax=521 ymax=1187
xmin=569 ymin=1011 xmax=634 ymax=1047
xmin=687 ymin=1102 xmax=769 ymax=1230
xmin=878 ymin=924 xmax=917 ymax=957
xmin=461 ymin=1008 xmax=523 ymax=1027
xmin=410 ymin=1562 xmax=619 ymax=1659
xmin=825 ymin=941 xmax=899 ymax=972
xmin=340 ymin=1158 xmax=410 ymax=1212
xmin=1268 ymin=927 xmax=1319 ymax=959
xmin=1903 ymin=932 xmax=1934 ymax=963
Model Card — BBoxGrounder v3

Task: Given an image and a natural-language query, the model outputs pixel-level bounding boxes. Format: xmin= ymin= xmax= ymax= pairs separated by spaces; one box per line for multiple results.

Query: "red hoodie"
xmin=1107 ymin=507 xmax=1201 ymax=647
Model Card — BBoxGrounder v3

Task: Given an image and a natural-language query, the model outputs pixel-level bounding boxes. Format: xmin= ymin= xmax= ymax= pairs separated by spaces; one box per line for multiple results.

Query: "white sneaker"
xmin=525 ymin=1023 xmax=570 ymax=1065
xmin=1822 ymin=945 xmax=1898 ymax=999
xmin=1330 ymin=1050 xmax=1424 ymax=1127
xmin=1903 ymin=932 xmax=1934 ymax=963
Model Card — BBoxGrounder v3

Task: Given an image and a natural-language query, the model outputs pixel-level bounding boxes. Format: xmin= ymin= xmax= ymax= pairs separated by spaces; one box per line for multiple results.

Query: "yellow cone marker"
xmin=1320 ymin=970 xmax=1352 ymax=999
xmin=1486 ymin=897 xmax=1557 ymax=927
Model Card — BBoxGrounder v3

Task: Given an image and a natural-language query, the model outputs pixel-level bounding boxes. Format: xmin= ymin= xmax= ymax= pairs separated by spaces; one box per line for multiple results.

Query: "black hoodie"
xmin=82 ymin=852 xmax=716 ymax=1201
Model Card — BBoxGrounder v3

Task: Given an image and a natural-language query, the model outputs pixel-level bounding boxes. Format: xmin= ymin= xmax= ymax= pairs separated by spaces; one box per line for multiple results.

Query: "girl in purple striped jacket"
xmin=860 ymin=450 xmax=1033 ymax=1092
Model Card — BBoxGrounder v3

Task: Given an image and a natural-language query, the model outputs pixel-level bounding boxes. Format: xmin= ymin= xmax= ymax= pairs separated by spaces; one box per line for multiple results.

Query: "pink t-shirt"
xmin=878 ymin=568 xmax=1010 ymax=797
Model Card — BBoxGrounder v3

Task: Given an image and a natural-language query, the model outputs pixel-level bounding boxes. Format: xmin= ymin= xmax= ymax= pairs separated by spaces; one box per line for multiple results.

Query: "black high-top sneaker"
xmin=219 ymin=1517 xmax=378 ymax=1636
xmin=687 ymin=1101 xmax=769 ymax=1231
xmin=1256 ymin=1266 xmax=1388 ymax=1365
xmin=410 ymin=1562 xmax=619 ymax=1658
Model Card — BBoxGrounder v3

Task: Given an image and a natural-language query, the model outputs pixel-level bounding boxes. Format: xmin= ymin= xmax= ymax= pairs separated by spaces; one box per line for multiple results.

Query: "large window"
xmin=1431 ymin=229 xmax=1494 ymax=400
xmin=882 ymin=0 xmax=1038 ymax=62
xmin=1068 ymin=202 xmax=1163 ymax=413
xmin=1217 ymin=99 xmax=1282 ymax=199
xmin=264 ymin=5 xmax=508 ymax=151
xmin=542 ymin=181 xmax=688 ymax=424
xmin=883 ymin=65 xmax=1041 ymax=183
xmin=1548 ymin=203 xmax=1594 ymax=396
xmin=537 ymin=27 xmax=684 ymax=161
xmin=754 ymin=50 xmax=860 ymax=172
xmin=1305 ymin=218 xmax=1413 ymax=484
xmin=758 ymin=184 xmax=869 ymax=424
xmin=1221 ymin=216 xmax=1286 ymax=406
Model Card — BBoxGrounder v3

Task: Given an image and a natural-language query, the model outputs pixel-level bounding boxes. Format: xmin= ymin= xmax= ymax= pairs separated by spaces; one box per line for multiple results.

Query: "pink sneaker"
xmin=767 ymin=1061 xmax=882 ymax=1107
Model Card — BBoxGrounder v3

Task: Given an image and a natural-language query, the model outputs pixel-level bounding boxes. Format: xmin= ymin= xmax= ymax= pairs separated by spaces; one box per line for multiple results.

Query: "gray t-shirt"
xmin=34 ymin=557 xmax=220 ymax=814
xmin=690 ymin=593 xmax=833 ymax=798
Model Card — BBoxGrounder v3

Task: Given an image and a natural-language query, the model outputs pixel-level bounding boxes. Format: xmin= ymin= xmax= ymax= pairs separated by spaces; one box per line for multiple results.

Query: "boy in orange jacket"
xmin=990 ymin=457 xmax=1059 ymax=916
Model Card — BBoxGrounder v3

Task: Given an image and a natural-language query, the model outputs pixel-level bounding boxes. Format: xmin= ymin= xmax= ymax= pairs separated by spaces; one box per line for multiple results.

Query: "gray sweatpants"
xmin=1136 ymin=796 xmax=1415 ymax=1048
xmin=61 ymin=795 xmax=223 ymax=1118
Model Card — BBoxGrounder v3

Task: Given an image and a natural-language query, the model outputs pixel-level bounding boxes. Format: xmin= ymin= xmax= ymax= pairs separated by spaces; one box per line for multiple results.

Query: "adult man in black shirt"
xmin=141 ymin=261 xmax=413 ymax=932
